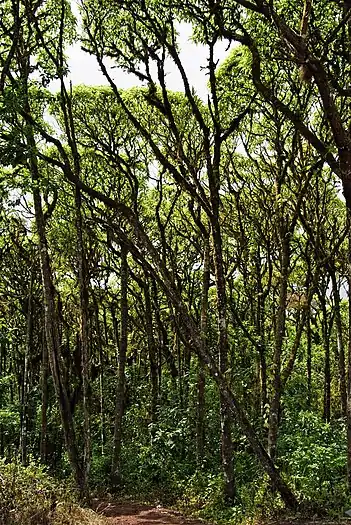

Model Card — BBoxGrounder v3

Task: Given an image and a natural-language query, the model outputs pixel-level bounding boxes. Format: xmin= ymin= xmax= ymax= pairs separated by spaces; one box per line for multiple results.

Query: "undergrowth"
xmin=0 ymin=460 xmax=106 ymax=525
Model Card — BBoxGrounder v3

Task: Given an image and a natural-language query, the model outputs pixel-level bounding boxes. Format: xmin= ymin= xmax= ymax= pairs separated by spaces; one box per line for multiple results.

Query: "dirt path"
xmin=93 ymin=501 xmax=205 ymax=525
xmin=92 ymin=501 xmax=351 ymax=525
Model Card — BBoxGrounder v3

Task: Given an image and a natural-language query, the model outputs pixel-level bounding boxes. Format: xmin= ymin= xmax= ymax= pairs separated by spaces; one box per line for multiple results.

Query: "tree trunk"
xmin=152 ymin=282 xmax=178 ymax=382
xmin=330 ymin=270 xmax=347 ymax=417
xmin=20 ymin=269 xmax=34 ymax=466
xmin=323 ymin=329 xmax=331 ymax=423
xmin=347 ymin=222 xmax=351 ymax=490
xmin=94 ymin=298 xmax=105 ymax=455
xmin=211 ymin=219 xmax=235 ymax=503
xmin=320 ymin=294 xmax=332 ymax=423
xmin=19 ymin=47 xmax=84 ymax=493
xmin=342 ymin=178 xmax=351 ymax=490
xmin=144 ymin=277 xmax=158 ymax=422
xmin=256 ymin=247 xmax=267 ymax=415
xmin=307 ymin=314 xmax=312 ymax=409
xmin=75 ymin=186 xmax=91 ymax=499
xmin=32 ymin=182 xmax=84 ymax=492
xmin=174 ymin=295 xmax=298 ymax=509
xmin=197 ymin=238 xmax=210 ymax=466
xmin=112 ymin=243 xmax=128 ymax=480
xmin=40 ymin=321 xmax=49 ymax=464
xmin=174 ymin=324 xmax=183 ymax=406
xmin=268 ymin=236 xmax=289 ymax=459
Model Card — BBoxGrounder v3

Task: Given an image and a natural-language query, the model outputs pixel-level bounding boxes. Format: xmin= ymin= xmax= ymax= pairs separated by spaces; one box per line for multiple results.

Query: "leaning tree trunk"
xmin=40 ymin=140 xmax=299 ymax=508
xmin=26 ymin=137 xmax=84 ymax=497
xmin=19 ymin=46 xmax=84 ymax=494
xmin=32 ymin=182 xmax=84 ymax=492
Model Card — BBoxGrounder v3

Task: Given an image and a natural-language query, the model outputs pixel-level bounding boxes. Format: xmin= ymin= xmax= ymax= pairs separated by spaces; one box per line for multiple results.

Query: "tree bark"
xmin=112 ymin=243 xmax=128 ymax=480
xmin=347 ymin=221 xmax=351 ymax=490
xmin=318 ymin=291 xmax=332 ymax=423
xmin=94 ymin=297 xmax=105 ymax=455
xmin=344 ymin=179 xmax=351 ymax=490
xmin=40 ymin=321 xmax=49 ymax=464
xmin=16 ymin=34 xmax=85 ymax=494
xmin=20 ymin=268 xmax=34 ymax=466
xmin=268 ymin=236 xmax=289 ymax=459
xmin=211 ymin=219 xmax=235 ymax=503
xmin=144 ymin=277 xmax=158 ymax=422
xmin=256 ymin=247 xmax=267 ymax=415
xmin=75 ymin=186 xmax=91 ymax=499
xmin=32 ymin=181 xmax=84 ymax=492
xmin=197 ymin=238 xmax=210 ymax=466
xmin=307 ymin=314 xmax=312 ymax=409
xmin=330 ymin=270 xmax=347 ymax=417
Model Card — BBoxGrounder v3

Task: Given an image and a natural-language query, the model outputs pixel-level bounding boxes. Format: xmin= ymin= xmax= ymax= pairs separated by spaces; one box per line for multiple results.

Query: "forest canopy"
xmin=1 ymin=0 xmax=351 ymax=519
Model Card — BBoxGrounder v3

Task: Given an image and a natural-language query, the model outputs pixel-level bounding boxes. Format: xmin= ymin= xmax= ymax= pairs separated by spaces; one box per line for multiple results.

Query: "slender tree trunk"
xmin=20 ymin=269 xmax=34 ymax=466
xmin=256 ymin=248 xmax=267 ymax=415
xmin=323 ymin=332 xmax=331 ymax=423
xmin=347 ymin=222 xmax=351 ymax=490
xmin=28 ymin=151 xmax=85 ymax=494
xmin=342 ymin=178 xmax=351 ymax=490
xmin=0 ymin=343 xmax=3 ymax=457
xmin=28 ymin=137 xmax=83 ymax=493
xmin=144 ymin=277 xmax=158 ymax=421
xmin=320 ymin=297 xmax=332 ymax=423
xmin=211 ymin=219 xmax=235 ymax=503
xmin=196 ymin=238 xmax=210 ymax=466
xmin=307 ymin=315 xmax=312 ymax=409
xmin=75 ymin=186 xmax=91 ymax=499
xmin=331 ymin=270 xmax=347 ymax=417
xmin=183 ymin=344 xmax=191 ymax=413
xmin=94 ymin=299 xmax=105 ymax=454
xmin=174 ymin=325 xmax=183 ymax=407
xmin=32 ymin=182 xmax=83 ymax=491
xmin=103 ymin=305 xmax=109 ymax=345
xmin=172 ymin=294 xmax=298 ymax=508
xmin=268 ymin=237 xmax=289 ymax=460
xmin=112 ymin=307 xmax=120 ymax=369
xmin=112 ymin=243 xmax=128 ymax=479
xmin=345 ymin=209 xmax=351 ymax=490
xmin=19 ymin=47 xmax=84 ymax=493
xmin=152 ymin=282 xmax=178 ymax=383
xmin=40 ymin=321 xmax=49 ymax=464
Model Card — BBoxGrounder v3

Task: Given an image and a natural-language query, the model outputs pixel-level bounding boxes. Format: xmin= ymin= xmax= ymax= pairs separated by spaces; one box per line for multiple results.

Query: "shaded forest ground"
xmin=92 ymin=501 xmax=206 ymax=525
xmin=91 ymin=500 xmax=351 ymax=525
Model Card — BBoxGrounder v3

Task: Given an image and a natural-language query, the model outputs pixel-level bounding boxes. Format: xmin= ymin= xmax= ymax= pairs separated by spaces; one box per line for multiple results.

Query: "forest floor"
xmin=91 ymin=501 xmax=351 ymax=525
xmin=92 ymin=501 xmax=206 ymax=525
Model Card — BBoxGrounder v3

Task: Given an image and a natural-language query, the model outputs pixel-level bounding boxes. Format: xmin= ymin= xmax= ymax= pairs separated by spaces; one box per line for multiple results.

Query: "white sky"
xmin=64 ymin=23 xmax=231 ymax=100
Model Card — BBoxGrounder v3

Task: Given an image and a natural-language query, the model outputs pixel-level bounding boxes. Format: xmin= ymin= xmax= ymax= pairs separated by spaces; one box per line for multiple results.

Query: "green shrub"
xmin=278 ymin=411 xmax=348 ymax=512
xmin=0 ymin=459 xmax=106 ymax=525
